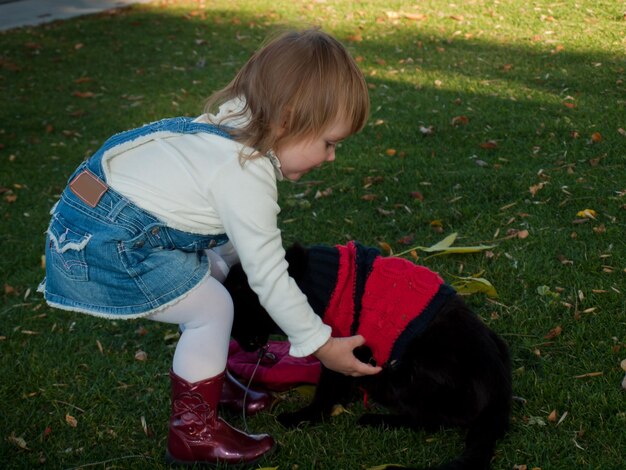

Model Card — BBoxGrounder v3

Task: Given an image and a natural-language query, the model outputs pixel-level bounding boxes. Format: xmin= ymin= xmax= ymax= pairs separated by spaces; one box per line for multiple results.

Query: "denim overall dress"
xmin=39 ymin=117 xmax=232 ymax=319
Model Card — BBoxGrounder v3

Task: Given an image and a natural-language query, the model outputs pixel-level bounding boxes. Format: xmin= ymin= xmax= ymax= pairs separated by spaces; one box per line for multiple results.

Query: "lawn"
xmin=1 ymin=0 xmax=625 ymax=469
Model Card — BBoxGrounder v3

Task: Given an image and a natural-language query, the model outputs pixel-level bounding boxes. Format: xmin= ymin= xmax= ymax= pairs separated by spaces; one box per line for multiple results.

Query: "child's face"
xmin=276 ymin=117 xmax=351 ymax=181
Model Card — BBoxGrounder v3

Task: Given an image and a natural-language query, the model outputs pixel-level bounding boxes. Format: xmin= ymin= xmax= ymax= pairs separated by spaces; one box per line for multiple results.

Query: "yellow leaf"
xmin=293 ymin=385 xmax=316 ymax=399
xmin=576 ymin=209 xmax=597 ymax=219
xmin=257 ymin=467 xmax=280 ymax=470
xmin=422 ymin=232 xmax=457 ymax=251
xmin=331 ymin=404 xmax=350 ymax=417
xmin=396 ymin=233 xmax=495 ymax=258
xmin=451 ymin=276 xmax=498 ymax=298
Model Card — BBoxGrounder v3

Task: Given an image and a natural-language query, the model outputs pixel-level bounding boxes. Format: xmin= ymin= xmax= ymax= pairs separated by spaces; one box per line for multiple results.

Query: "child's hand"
xmin=314 ymin=335 xmax=383 ymax=377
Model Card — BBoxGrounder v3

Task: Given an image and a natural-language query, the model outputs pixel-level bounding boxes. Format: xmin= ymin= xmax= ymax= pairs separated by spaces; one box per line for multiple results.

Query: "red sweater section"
xmin=323 ymin=242 xmax=445 ymax=366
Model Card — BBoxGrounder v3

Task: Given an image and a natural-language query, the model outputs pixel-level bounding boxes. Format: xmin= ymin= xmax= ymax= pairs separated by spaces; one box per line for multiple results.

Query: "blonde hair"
xmin=204 ymin=28 xmax=369 ymax=159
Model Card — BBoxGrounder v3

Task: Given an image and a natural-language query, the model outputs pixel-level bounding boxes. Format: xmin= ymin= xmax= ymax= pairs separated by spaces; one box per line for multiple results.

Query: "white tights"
xmin=148 ymin=245 xmax=238 ymax=383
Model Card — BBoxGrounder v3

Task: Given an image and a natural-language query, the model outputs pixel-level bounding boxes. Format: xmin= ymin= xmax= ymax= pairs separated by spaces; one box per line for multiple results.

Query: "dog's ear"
xmin=285 ymin=242 xmax=309 ymax=280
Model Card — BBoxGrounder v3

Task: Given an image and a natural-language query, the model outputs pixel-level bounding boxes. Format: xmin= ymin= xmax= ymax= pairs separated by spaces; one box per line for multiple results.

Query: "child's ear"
xmin=285 ymin=242 xmax=308 ymax=280
xmin=275 ymin=108 xmax=291 ymax=138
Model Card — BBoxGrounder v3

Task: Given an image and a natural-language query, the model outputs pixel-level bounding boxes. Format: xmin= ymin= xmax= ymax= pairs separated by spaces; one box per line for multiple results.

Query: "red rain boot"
xmin=166 ymin=370 xmax=275 ymax=466
xmin=220 ymin=370 xmax=274 ymax=416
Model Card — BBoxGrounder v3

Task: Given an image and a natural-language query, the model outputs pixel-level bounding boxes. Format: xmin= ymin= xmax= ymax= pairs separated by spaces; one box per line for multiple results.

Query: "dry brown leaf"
xmin=410 ymin=191 xmax=424 ymax=201
xmin=397 ymin=235 xmax=415 ymax=245
xmin=135 ymin=350 xmax=148 ymax=361
xmin=451 ymin=115 xmax=469 ymax=126
xmin=544 ymin=326 xmax=562 ymax=339
xmin=547 ymin=410 xmax=558 ymax=422
xmin=65 ymin=414 xmax=78 ymax=428
xmin=529 ymin=182 xmax=548 ymax=197
xmin=378 ymin=241 xmax=392 ymax=255
xmin=479 ymin=140 xmax=498 ymax=149
xmin=72 ymin=91 xmax=95 ymax=99
xmin=314 ymin=188 xmax=333 ymax=199
xmin=8 ymin=432 xmax=29 ymax=450
xmin=573 ymin=371 xmax=603 ymax=379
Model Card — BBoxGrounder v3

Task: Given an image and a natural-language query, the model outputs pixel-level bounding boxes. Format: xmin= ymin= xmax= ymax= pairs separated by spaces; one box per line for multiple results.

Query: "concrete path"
xmin=0 ymin=0 xmax=153 ymax=31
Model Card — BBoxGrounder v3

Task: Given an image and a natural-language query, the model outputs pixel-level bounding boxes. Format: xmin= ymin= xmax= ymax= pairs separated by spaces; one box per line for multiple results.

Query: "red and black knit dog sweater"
xmin=299 ymin=241 xmax=456 ymax=368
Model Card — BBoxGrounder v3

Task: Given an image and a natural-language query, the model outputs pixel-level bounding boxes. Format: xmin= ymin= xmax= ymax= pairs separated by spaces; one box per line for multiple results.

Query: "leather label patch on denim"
xmin=69 ymin=170 xmax=108 ymax=208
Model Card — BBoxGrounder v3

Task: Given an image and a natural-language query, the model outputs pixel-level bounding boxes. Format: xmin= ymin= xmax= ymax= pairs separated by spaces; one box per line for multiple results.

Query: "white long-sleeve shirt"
xmin=102 ymin=100 xmax=331 ymax=357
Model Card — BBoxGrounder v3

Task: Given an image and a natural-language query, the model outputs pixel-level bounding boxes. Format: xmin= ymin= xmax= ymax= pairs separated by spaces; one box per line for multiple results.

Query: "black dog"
xmin=224 ymin=242 xmax=511 ymax=470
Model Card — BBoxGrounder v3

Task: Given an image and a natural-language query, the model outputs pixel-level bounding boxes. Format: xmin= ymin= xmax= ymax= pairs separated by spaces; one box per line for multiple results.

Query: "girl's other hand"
xmin=313 ymin=335 xmax=382 ymax=377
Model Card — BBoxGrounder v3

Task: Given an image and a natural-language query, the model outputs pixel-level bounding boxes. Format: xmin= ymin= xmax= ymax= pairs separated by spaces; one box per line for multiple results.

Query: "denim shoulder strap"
xmin=85 ymin=117 xmax=232 ymax=180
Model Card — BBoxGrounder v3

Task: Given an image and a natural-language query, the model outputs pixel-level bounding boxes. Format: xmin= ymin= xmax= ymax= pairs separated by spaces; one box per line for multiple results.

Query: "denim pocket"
xmin=48 ymin=213 xmax=91 ymax=281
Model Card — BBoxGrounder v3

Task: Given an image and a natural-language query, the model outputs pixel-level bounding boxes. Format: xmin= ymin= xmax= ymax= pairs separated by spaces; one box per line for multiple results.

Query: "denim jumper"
xmin=39 ymin=117 xmax=232 ymax=318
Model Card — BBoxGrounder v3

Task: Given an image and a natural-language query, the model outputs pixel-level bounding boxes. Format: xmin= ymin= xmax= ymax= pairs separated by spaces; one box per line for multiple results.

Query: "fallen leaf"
xmin=134 ymin=350 xmax=148 ymax=361
xmin=293 ymin=385 xmax=316 ymax=398
xmin=544 ymin=325 xmax=562 ymax=339
xmin=576 ymin=209 xmax=597 ymax=219
xmin=404 ymin=13 xmax=427 ymax=21
xmin=397 ymin=235 xmax=414 ymax=245
xmin=314 ymin=188 xmax=333 ymax=199
xmin=591 ymin=132 xmax=602 ymax=142
xmin=385 ymin=148 xmax=397 ymax=156
xmin=72 ymin=91 xmax=95 ymax=99
xmin=573 ymin=371 xmax=603 ymax=379
xmin=347 ymin=32 xmax=363 ymax=42
xmin=396 ymin=232 xmax=495 ymax=258
xmin=451 ymin=276 xmax=498 ymax=298
xmin=479 ymin=140 xmax=498 ymax=149
xmin=419 ymin=125 xmax=435 ymax=136
xmin=547 ymin=409 xmax=558 ymax=422
xmin=331 ymin=404 xmax=349 ymax=417
xmin=529 ymin=182 xmax=548 ymax=197
xmin=410 ymin=191 xmax=424 ymax=201
xmin=8 ymin=432 xmax=29 ymax=450
xmin=65 ymin=414 xmax=78 ymax=428
xmin=378 ymin=241 xmax=393 ymax=255
xmin=451 ymin=115 xmax=469 ymax=126
xmin=592 ymin=224 xmax=606 ymax=234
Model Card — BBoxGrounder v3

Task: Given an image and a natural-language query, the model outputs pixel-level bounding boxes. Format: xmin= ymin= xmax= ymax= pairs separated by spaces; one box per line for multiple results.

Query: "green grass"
xmin=1 ymin=0 xmax=625 ymax=468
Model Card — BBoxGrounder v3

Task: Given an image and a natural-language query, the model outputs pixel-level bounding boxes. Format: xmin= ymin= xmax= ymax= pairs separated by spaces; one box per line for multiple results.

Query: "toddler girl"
xmin=39 ymin=28 xmax=381 ymax=466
